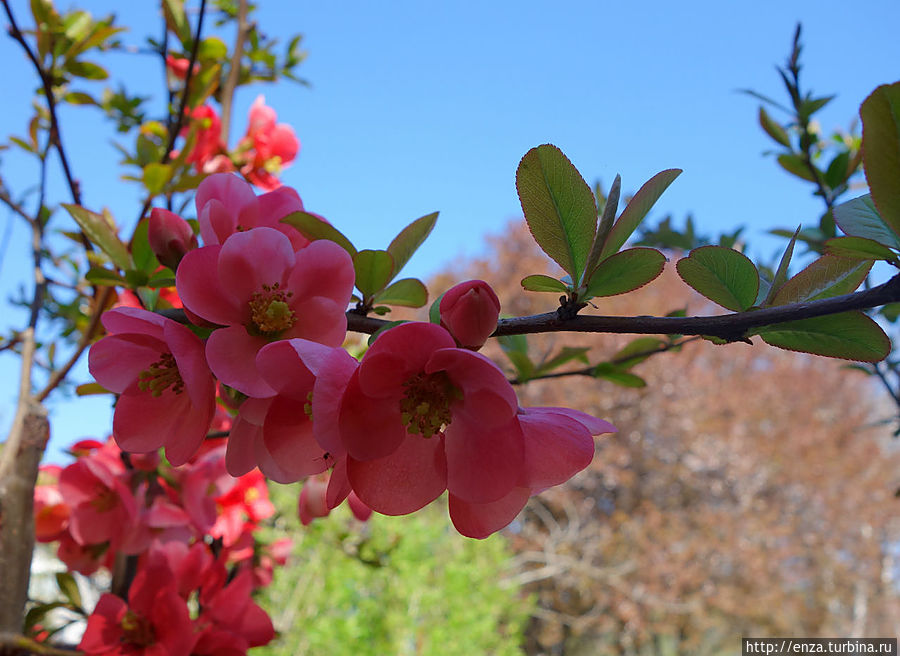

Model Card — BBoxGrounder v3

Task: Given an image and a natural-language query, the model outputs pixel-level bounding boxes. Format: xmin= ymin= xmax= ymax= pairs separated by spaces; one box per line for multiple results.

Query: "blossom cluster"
xmin=88 ymin=172 xmax=615 ymax=542
xmin=33 ymin=436 xmax=296 ymax=654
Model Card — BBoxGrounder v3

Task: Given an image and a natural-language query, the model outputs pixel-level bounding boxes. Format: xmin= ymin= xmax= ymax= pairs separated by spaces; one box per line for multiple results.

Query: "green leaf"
xmin=353 ymin=250 xmax=395 ymax=299
xmin=762 ymin=226 xmax=800 ymax=306
xmin=55 ymin=572 xmax=83 ymax=610
xmin=147 ymin=267 xmax=175 ymax=288
xmin=534 ymin=346 xmax=590 ymax=376
xmin=593 ymin=362 xmax=647 ymax=387
xmin=498 ymin=334 xmax=534 ymax=380
xmin=25 ymin=602 xmax=69 ymax=632
xmin=584 ymin=247 xmax=666 ymax=299
xmin=520 ymin=274 xmax=569 ymax=293
xmin=372 ymin=278 xmax=428 ymax=308
xmin=758 ymin=106 xmax=791 ymax=148
xmin=75 ymin=382 xmax=110 ymax=396
xmin=612 ymin=337 xmax=667 ymax=368
xmin=771 ymin=255 xmax=872 ymax=305
xmin=65 ymin=60 xmax=108 ymax=80
xmin=281 ymin=212 xmax=357 ymax=256
xmin=776 ymin=153 xmax=816 ymax=182
xmin=130 ymin=218 xmax=158 ymax=273
xmin=861 ymin=82 xmax=900 ymax=238
xmin=428 ymin=291 xmax=446 ymax=324
xmin=62 ymin=204 xmax=132 ymax=270
xmin=162 ymin=0 xmax=192 ymax=46
xmin=823 ymin=151 xmax=851 ymax=189
xmin=824 ymin=236 xmax=899 ymax=263
xmin=600 ymin=169 xmax=681 ymax=260
xmin=882 ymin=302 xmax=900 ymax=323
xmin=756 ymin=311 xmax=890 ymax=362
xmin=63 ymin=91 xmax=96 ymax=105
xmin=584 ymin=174 xmax=621 ymax=280
xmin=516 ymin=144 xmax=597 ymax=282
xmin=675 ymin=246 xmax=759 ymax=311
xmin=833 ymin=194 xmax=900 ymax=249
xmin=143 ymin=163 xmax=171 ymax=195
xmin=386 ymin=212 xmax=438 ymax=280
xmin=198 ymin=36 xmax=227 ymax=61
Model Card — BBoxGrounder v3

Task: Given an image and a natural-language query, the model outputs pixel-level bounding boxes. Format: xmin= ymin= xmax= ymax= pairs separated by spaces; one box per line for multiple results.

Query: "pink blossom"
xmin=237 ymin=96 xmax=299 ymax=191
xmin=226 ymin=338 xmax=357 ymax=481
xmin=447 ymin=406 xmax=615 ymax=538
xmin=194 ymin=173 xmax=309 ymax=251
xmin=33 ymin=482 xmax=69 ymax=542
xmin=439 ymin=279 xmax=501 ymax=349
xmin=57 ymin=455 xmax=137 ymax=548
xmin=335 ymin=322 xmax=523 ymax=516
xmin=182 ymin=105 xmax=229 ymax=174
xmin=176 ymin=227 xmax=354 ymax=398
xmin=88 ymin=307 xmax=216 ymax=466
xmin=79 ymin=555 xmax=195 ymax=656
xmin=148 ymin=208 xmax=197 ymax=270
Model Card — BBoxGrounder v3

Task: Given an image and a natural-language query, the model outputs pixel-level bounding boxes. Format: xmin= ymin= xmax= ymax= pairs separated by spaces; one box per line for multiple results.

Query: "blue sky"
xmin=1 ymin=0 xmax=899 ymax=460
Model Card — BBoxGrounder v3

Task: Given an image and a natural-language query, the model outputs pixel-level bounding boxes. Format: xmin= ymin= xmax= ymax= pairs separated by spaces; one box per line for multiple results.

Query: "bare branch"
xmin=219 ymin=0 xmax=250 ymax=140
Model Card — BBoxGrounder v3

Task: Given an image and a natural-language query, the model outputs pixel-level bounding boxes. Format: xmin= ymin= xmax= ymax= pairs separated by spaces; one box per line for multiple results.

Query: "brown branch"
xmin=155 ymin=272 xmax=900 ymax=342
xmin=218 ymin=0 xmax=249 ymax=141
xmin=0 ymin=632 xmax=81 ymax=655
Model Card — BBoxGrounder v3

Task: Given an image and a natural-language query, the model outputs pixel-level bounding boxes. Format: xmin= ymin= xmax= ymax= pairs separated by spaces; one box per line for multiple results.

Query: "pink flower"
xmin=439 ymin=279 xmax=501 ymax=350
xmin=194 ymin=173 xmax=309 ymax=251
xmin=165 ymin=54 xmax=197 ymax=81
xmin=298 ymin=472 xmax=371 ymax=526
xmin=89 ymin=307 xmax=216 ymax=466
xmin=33 ymin=482 xmax=69 ymax=542
xmin=79 ymin=555 xmax=195 ymax=656
xmin=149 ymin=208 xmax=197 ymax=271
xmin=226 ymin=339 xmax=357 ymax=481
xmin=448 ymin=406 xmax=615 ymax=538
xmin=183 ymin=105 xmax=229 ymax=174
xmin=176 ymin=227 xmax=354 ymax=398
xmin=335 ymin=322 xmax=524 ymax=517
xmin=237 ymin=96 xmax=299 ymax=191
xmin=329 ymin=321 xmax=616 ymax=538
xmin=57 ymin=455 xmax=137 ymax=548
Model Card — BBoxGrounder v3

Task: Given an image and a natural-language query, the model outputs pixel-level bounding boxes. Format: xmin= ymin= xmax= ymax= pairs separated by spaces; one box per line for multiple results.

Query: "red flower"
xmin=148 ymin=208 xmax=197 ymax=271
xmin=89 ymin=307 xmax=216 ymax=465
xmin=79 ymin=555 xmax=195 ymax=656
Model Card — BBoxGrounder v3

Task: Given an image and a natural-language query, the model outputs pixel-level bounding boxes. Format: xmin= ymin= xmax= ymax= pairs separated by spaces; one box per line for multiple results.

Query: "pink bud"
xmin=149 ymin=208 xmax=197 ymax=270
xmin=439 ymin=280 xmax=501 ymax=350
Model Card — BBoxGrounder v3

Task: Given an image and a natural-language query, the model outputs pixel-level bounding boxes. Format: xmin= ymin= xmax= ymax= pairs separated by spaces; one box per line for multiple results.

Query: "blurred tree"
xmin=253 ymin=482 xmax=533 ymax=656
xmin=430 ymin=221 xmax=900 ymax=656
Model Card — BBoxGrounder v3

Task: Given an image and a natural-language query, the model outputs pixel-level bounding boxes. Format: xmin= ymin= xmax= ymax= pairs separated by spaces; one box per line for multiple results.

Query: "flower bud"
xmin=149 ymin=208 xmax=197 ymax=271
xmin=439 ymin=280 xmax=501 ymax=350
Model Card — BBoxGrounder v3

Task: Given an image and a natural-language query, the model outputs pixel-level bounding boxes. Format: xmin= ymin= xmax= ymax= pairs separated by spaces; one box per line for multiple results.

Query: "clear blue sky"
xmin=1 ymin=0 xmax=899 ymax=461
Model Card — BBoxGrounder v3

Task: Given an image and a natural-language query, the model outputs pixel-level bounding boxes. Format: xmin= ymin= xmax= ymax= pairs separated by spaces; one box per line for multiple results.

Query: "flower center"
xmin=121 ymin=610 xmax=155 ymax=646
xmin=248 ymin=283 xmax=295 ymax=336
xmin=137 ymin=352 xmax=184 ymax=397
xmin=399 ymin=371 xmax=461 ymax=438
xmin=89 ymin=484 xmax=117 ymax=512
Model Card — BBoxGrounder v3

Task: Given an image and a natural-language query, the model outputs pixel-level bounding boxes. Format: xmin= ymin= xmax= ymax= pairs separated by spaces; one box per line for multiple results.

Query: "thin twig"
xmin=0 ymin=632 xmax=81 ymax=655
xmin=136 ymin=0 xmax=208 ymax=224
xmin=2 ymin=0 xmax=81 ymax=206
xmin=36 ymin=287 xmax=112 ymax=402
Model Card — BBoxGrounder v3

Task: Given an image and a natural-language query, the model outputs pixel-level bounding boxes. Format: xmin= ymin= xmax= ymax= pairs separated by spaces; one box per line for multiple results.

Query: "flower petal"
xmin=176 ymin=245 xmax=242 ymax=325
xmin=217 ymin=227 xmax=295 ymax=305
xmin=206 ymin=326 xmax=275 ymax=398
xmin=444 ymin=416 xmax=523 ymax=504
xmin=347 ymin=433 xmax=447 ymax=515
xmin=286 ymin=239 xmax=354 ymax=305
xmin=517 ymin=408 xmax=597 ymax=490
xmin=338 ymin=369 xmax=405 ymax=461
xmin=89 ymin=333 xmax=164 ymax=394
xmin=448 ymin=487 xmax=530 ymax=539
